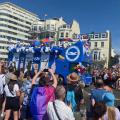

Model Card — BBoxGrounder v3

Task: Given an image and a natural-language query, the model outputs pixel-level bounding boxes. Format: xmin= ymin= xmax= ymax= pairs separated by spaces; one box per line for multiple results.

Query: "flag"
xmin=84 ymin=40 xmax=90 ymax=49
xmin=51 ymin=60 xmax=56 ymax=73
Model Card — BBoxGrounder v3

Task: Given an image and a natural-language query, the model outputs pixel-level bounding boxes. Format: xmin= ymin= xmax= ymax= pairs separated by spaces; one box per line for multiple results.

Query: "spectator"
xmin=19 ymin=68 xmax=24 ymax=81
xmin=20 ymin=71 xmax=35 ymax=120
xmin=4 ymin=72 xmax=20 ymax=120
xmin=5 ymin=66 xmax=14 ymax=84
xmin=66 ymin=72 xmax=83 ymax=111
xmin=30 ymin=69 xmax=57 ymax=120
xmin=91 ymin=79 xmax=107 ymax=106
xmin=93 ymin=102 xmax=107 ymax=120
xmin=47 ymin=85 xmax=75 ymax=120
xmin=103 ymin=92 xmax=120 ymax=120
xmin=74 ymin=81 xmax=85 ymax=112
xmin=0 ymin=64 xmax=6 ymax=117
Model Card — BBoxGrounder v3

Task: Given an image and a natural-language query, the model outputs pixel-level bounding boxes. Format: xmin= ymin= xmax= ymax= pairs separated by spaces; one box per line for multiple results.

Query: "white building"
xmin=0 ymin=2 xmax=39 ymax=60
xmin=30 ymin=17 xmax=80 ymax=41
xmin=81 ymin=30 xmax=111 ymax=68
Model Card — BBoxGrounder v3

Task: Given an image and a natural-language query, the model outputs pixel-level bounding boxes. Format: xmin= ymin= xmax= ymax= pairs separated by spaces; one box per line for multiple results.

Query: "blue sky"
xmin=0 ymin=0 xmax=120 ymax=52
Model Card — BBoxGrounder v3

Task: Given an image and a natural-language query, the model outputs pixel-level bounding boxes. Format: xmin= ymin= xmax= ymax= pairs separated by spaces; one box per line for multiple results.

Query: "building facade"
xmin=30 ymin=17 xmax=80 ymax=40
xmin=81 ymin=30 xmax=111 ymax=68
xmin=0 ymin=2 xmax=39 ymax=59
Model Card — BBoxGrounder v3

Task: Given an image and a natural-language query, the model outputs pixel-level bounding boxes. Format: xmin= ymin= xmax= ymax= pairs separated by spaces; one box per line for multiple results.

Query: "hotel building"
xmin=0 ymin=2 xmax=39 ymax=59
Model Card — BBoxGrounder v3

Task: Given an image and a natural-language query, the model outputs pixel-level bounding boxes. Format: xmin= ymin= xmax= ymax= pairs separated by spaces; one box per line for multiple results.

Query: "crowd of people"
xmin=0 ymin=61 xmax=120 ymax=120
xmin=92 ymin=65 xmax=120 ymax=89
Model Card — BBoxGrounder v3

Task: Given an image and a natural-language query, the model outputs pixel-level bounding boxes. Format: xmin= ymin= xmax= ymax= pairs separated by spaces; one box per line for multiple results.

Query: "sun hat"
xmin=67 ymin=72 xmax=80 ymax=82
xmin=103 ymin=92 xmax=115 ymax=107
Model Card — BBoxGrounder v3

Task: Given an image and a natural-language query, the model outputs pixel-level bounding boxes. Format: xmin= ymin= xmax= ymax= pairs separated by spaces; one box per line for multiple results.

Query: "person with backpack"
xmin=4 ymin=71 xmax=20 ymax=120
xmin=47 ymin=85 xmax=75 ymax=120
xmin=30 ymin=69 xmax=57 ymax=120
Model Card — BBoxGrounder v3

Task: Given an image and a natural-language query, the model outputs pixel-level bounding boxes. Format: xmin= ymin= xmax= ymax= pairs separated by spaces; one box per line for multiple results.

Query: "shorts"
xmin=20 ymin=105 xmax=32 ymax=119
xmin=5 ymin=97 xmax=20 ymax=111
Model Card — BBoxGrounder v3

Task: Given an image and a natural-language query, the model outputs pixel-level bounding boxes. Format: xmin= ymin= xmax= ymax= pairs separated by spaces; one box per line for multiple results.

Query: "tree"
xmin=110 ymin=55 xmax=119 ymax=67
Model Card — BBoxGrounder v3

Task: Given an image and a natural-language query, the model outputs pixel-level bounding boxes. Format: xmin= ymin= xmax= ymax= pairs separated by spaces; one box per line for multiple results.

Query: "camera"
xmin=43 ymin=69 xmax=49 ymax=72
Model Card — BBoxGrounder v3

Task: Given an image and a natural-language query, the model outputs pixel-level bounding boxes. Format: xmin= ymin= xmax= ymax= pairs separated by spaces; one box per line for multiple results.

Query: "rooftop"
xmin=0 ymin=2 xmax=38 ymax=17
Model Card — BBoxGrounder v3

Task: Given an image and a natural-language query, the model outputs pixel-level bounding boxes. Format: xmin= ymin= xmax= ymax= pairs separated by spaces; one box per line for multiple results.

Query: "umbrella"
xmin=59 ymin=38 xmax=73 ymax=42
xmin=66 ymin=38 xmax=73 ymax=42
xmin=42 ymin=38 xmax=52 ymax=43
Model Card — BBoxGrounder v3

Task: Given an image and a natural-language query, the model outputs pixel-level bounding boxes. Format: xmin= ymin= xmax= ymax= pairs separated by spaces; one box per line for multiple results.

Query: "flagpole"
xmin=44 ymin=14 xmax=47 ymax=38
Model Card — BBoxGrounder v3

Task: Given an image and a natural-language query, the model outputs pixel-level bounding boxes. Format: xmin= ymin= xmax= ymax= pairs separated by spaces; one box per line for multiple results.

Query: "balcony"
xmin=0 ymin=54 xmax=8 ymax=59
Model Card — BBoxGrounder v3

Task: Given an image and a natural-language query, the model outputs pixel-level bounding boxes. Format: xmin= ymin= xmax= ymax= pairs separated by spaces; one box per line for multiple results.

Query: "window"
xmin=33 ymin=26 xmax=37 ymax=31
xmin=47 ymin=25 xmax=50 ymax=30
xmin=94 ymin=34 xmax=99 ymax=38
xmin=98 ymin=52 xmax=101 ymax=60
xmin=94 ymin=51 xmax=98 ymax=60
xmin=39 ymin=26 xmax=42 ymax=31
xmin=63 ymin=25 xmax=66 ymax=28
xmin=101 ymin=33 xmax=106 ymax=38
xmin=89 ymin=34 xmax=94 ymax=39
xmin=60 ymin=32 xmax=64 ymax=37
xmin=101 ymin=42 xmax=104 ymax=47
xmin=66 ymin=32 xmax=69 ymax=37
xmin=94 ymin=42 xmax=97 ymax=47
xmin=51 ymin=24 xmax=55 ymax=30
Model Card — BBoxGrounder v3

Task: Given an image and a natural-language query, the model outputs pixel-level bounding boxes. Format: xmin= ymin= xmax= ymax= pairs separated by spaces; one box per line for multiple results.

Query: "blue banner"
xmin=65 ymin=41 xmax=84 ymax=63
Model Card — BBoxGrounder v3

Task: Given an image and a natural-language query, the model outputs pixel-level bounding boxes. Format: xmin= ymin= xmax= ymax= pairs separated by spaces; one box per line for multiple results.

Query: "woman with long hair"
xmin=4 ymin=71 xmax=20 ymax=120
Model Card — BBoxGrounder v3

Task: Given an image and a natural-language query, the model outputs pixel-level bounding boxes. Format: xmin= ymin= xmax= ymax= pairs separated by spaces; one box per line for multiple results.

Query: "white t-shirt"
xmin=4 ymin=84 xmax=19 ymax=97
xmin=0 ymin=74 xmax=6 ymax=95
xmin=104 ymin=73 xmax=109 ymax=80
xmin=47 ymin=100 xmax=75 ymax=120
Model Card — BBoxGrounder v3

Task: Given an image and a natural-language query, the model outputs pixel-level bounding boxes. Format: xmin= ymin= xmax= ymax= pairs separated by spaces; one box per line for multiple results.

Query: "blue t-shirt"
xmin=91 ymin=88 xmax=107 ymax=102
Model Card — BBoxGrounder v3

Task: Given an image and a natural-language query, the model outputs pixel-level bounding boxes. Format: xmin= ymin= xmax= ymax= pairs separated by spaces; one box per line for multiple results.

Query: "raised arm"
xmin=48 ymin=69 xmax=57 ymax=88
xmin=32 ymin=71 xmax=42 ymax=85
